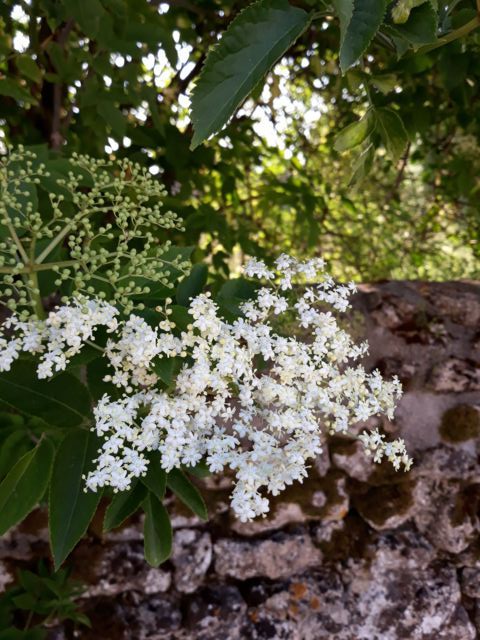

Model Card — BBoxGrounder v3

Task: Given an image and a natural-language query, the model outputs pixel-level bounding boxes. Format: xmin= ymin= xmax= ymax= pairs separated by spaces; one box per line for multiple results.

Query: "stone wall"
xmin=1 ymin=280 xmax=480 ymax=639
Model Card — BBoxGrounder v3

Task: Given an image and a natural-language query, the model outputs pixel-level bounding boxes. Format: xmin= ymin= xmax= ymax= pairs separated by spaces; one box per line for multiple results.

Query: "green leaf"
xmin=0 ymin=362 xmax=92 ymax=428
xmin=217 ymin=277 xmax=259 ymax=317
xmin=141 ymin=463 xmax=167 ymax=502
xmin=333 ymin=0 xmax=354 ymax=42
xmin=143 ymin=493 xmax=172 ymax=566
xmin=153 ymin=357 xmax=182 ymax=387
xmin=183 ymin=460 xmax=211 ymax=479
xmin=176 ymin=263 xmax=208 ymax=306
xmin=0 ymin=438 xmax=54 ymax=536
xmin=97 ymin=102 xmax=126 ymax=137
xmin=392 ymin=0 xmax=429 ymax=24
xmin=190 ymin=0 xmax=311 ymax=149
xmin=0 ymin=430 xmax=33 ymax=479
xmin=0 ymin=78 xmax=37 ymax=104
xmin=124 ymin=22 xmax=177 ymax=67
xmin=218 ymin=277 xmax=258 ymax=302
xmin=334 ymin=109 xmax=375 ymax=152
xmin=65 ymin=0 xmax=109 ymax=38
xmin=167 ymin=468 xmax=208 ymax=520
xmin=339 ymin=0 xmax=388 ymax=72
xmin=16 ymin=56 xmax=42 ymax=83
xmin=388 ymin=3 xmax=438 ymax=46
xmin=103 ymin=481 xmax=147 ymax=531
xmin=349 ymin=142 xmax=375 ymax=185
xmin=49 ymin=429 xmax=102 ymax=569
xmin=375 ymin=107 xmax=409 ymax=159
xmin=169 ymin=305 xmax=192 ymax=331
xmin=87 ymin=357 xmax=119 ymax=402
xmin=369 ymin=73 xmax=398 ymax=93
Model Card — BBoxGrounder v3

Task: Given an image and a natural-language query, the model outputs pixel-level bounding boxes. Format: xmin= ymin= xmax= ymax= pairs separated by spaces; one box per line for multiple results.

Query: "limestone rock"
xmin=182 ymin=585 xmax=247 ymax=640
xmin=214 ymin=533 xmax=322 ymax=580
xmin=82 ymin=593 xmax=182 ymax=640
xmin=313 ymin=444 xmax=331 ymax=477
xmin=427 ymin=287 xmax=480 ymax=328
xmin=461 ymin=567 xmax=480 ymax=598
xmin=77 ymin=542 xmax=171 ymax=597
xmin=413 ymin=480 xmax=479 ymax=554
xmin=0 ymin=559 xmax=14 ymax=593
xmin=171 ymin=529 xmax=212 ymax=593
xmin=428 ymin=357 xmax=480 ymax=393
xmin=230 ymin=501 xmax=310 ymax=536
xmin=331 ymin=440 xmax=374 ymax=483
xmin=244 ymin=561 xmax=474 ymax=640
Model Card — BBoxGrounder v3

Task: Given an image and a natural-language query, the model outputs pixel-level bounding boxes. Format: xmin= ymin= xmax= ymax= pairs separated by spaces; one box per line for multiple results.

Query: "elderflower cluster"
xmin=358 ymin=429 xmax=412 ymax=471
xmin=0 ymin=255 xmax=411 ymax=521
xmin=0 ymin=298 xmax=119 ymax=377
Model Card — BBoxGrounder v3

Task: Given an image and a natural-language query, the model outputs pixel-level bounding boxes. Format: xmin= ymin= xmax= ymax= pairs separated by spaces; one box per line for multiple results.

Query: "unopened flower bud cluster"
xmin=0 ymin=147 xmax=189 ymax=318
xmin=0 ymin=255 xmax=411 ymax=521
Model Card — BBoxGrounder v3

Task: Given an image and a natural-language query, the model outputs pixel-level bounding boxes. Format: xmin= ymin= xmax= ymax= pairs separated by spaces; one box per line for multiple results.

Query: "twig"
xmin=390 ymin=142 xmax=411 ymax=200
xmin=418 ymin=15 xmax=480 ymax=54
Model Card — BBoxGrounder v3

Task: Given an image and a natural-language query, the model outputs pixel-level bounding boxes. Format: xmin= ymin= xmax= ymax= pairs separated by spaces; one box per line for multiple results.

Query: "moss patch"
xmin=439 ymin=404 xmax=480 ymax=443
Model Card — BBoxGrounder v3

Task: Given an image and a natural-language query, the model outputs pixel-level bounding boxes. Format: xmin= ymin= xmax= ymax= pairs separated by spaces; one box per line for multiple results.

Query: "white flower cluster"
xmin=358 ymin=428 xmax=412 ymax=471
xmin=0 ymin=298 xmax=119 ymax=377
xmin=0 ymin=255 xmax=411 ymax=521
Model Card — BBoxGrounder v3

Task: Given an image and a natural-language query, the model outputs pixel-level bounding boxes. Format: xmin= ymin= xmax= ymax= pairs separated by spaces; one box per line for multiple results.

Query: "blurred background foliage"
xmin=0 ymin=0 xmax=479 ymax=282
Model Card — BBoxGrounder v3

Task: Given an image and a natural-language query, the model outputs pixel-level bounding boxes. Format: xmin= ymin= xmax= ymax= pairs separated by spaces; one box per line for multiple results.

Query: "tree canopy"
xmin=1 ymin=0 xmax=479 ymax=280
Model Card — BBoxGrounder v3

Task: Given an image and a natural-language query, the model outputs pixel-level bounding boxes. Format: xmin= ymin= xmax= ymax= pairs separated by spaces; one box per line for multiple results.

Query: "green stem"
xmin=418 ymin=15 xmax=480 ymax=54
xmin=24 ymin=609 xmax=34 ymax=631
xmin=35 ymin=221 xmax=75 ymax=264
xmin=5 ymin=219 xmax=29 ymax=263
xmin=85 ymin=339 xmax=104 ymax=352
xmin=29 ymin=268 xmax=45 ymax=319
xmin=0 ymin=259 xmax=82 ymax=274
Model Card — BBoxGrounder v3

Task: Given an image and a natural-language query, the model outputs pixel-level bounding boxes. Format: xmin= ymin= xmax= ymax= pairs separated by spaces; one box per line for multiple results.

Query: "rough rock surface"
xmin=1 ymin=280 xmax=480 ymax=639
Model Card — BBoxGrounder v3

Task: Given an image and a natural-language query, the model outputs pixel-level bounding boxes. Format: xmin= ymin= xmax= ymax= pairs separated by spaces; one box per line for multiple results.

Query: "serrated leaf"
xmin=375 ymin=108 xmax=409 ymax=160
xmin=333 ymin=0 xmax=354 ymax=42
xmin=0 ymin=438 xmax=54 ymax=536
xmin=334 ymin=109 xmax=375 ymax=152
xmin=349 ymin=142 xmax=375 ymax=185
xmin=190 ymin=0 xmax=311 ymax=149
xmin=167 ymin=468 xmax=208 ymax=520
xmin=339 ymin=0 xmax=388 ymax=72
xmin=49 ymin=429 xmax=102 ymax=569
xmin=143 ymin=493 xmax=172 ymax=566
xmin=103 ymin=481 xmax=147 ymax=532
xmin=0 ymin=362 xmax=92 ymax=428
